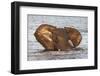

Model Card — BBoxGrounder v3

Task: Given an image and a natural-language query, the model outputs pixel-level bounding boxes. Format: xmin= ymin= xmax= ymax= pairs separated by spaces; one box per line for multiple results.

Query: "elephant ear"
xmin=34 ymin=24 xmax=56 ymax=50
xmin=64 ymin=27 xmax=82 ymax=47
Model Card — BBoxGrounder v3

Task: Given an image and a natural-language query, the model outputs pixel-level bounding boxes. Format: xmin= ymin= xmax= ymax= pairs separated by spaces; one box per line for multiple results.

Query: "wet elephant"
xmin=34 ymin=24 xmax=82 ymax=51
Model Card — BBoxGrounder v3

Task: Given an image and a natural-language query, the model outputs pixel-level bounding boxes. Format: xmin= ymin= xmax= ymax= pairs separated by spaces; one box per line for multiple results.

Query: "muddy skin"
xmin=34 ymin=24 xmax=82 ymax=51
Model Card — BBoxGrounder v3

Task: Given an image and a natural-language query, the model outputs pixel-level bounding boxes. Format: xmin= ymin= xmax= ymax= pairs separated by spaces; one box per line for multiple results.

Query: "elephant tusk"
xmin=68 ymin=40 xmax=74 ymax=47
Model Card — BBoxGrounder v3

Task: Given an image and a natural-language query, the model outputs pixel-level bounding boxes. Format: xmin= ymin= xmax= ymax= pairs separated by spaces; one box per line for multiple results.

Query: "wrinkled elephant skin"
xmin=34 ymin=24 xmax=82 ymax=51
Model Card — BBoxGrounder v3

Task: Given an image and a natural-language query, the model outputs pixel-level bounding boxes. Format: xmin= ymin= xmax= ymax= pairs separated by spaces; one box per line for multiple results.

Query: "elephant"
xmin=34 ymin=24 xmax=82 ymax=51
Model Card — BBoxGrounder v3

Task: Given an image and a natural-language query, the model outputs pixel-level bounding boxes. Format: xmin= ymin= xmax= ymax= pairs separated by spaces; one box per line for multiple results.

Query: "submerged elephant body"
xmin=34 ymin=24 xmax=82 ymax=51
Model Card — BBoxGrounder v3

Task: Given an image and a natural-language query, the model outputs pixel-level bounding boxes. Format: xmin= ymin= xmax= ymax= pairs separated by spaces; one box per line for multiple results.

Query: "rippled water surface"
xmin=27 ymin=15 xmax=88 ymax=61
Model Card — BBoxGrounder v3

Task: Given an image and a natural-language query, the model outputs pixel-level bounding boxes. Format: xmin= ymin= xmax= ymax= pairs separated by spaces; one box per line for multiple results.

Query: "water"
xmin=27 ymin=15 xmax=88 ymax=61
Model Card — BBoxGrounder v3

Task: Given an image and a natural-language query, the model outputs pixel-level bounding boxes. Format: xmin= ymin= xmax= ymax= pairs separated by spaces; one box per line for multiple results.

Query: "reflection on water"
xmin=27 ymin=15 xmax=88 ymax=61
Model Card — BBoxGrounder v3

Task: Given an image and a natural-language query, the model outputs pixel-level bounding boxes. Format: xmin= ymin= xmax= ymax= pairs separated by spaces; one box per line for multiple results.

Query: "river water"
xmin=27 ymin=15 xmax=88 ymax=61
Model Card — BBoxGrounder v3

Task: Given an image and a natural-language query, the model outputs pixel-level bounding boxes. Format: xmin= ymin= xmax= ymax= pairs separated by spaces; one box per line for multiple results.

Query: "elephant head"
xmin=64 ymin=27 xmax=82 ymax=48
